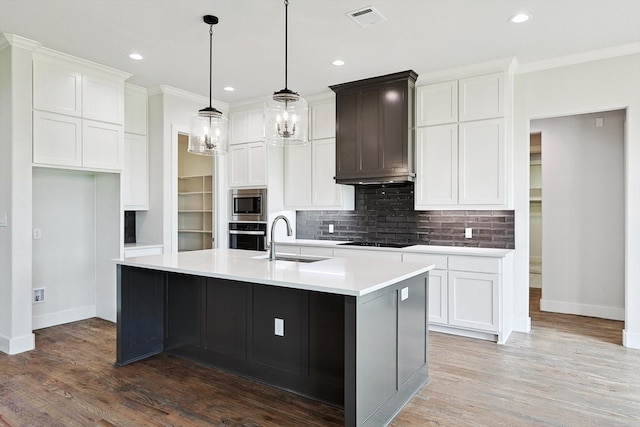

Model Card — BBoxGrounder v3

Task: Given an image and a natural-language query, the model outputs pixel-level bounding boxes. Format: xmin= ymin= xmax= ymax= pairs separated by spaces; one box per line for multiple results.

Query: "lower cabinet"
xmin=448 ymin=270 xmax=499 ymax=332
xmin=426 ymin=269 xmax=448 ymax=325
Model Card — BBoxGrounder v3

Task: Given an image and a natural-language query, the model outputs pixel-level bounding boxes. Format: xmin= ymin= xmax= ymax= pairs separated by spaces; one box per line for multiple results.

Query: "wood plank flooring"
xmin=1 ymin=288 xmax=639 ymax=426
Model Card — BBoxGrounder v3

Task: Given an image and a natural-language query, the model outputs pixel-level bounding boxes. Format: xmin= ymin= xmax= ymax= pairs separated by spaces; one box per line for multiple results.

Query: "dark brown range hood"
xmin=330 ymin=70 xmax=417 ymax=185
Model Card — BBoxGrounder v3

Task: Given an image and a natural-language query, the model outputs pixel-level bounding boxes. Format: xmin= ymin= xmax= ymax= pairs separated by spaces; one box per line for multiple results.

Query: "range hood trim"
xmin=334 ymin=173 xmax=416 ymax=185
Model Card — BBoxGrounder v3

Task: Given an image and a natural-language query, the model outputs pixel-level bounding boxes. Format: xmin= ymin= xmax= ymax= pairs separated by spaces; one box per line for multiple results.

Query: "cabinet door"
xmin=448 ymin=271 xmax=499 ymax=332
xmin=397 ymin=276 xmax=427 ymax=386
xmin=230 ymin=110 xmax=249 ymax=145
xmin=459 ymin=119 xmax=504 ymax=205
xmin=33 ymin=111 xmax=82 ymax=167
xmin=82 ymin=120 xmax=124 ymax=171
xmin=312 ymin=138 xmax=342 ymax=206
xmin=32 ymin=60 xmax=82 ymax=117
xmin=247 ymin=142 xmax=266 ymax=186
xmin=229 ymin=144 xmax=249 ymax=186
xmin=416 ymin=81 xmax=458 ymax=126
xmin=311 ymin=98 xmax=336 ymax=140
xmin=428 ymin=270 xmax=448 ymax=325
xmin=83 ymin=75 xmax=124 ymax=125
xmin=284 ymin=143 xmax=312 ymax=207
xmin=123 ymin=133 xmax=148 ymax=210
xmin=247 ymin=108 xmax=264 ymax=142
xmin=415 ymin=125 xmax=458 ymax=207
xmin=335 ymin=91 xmax=358 ymax=179
xmin=124 ymin=86 xmax=147 ymax=135
xmin=458 ymin=73 xmax=504 ymax=122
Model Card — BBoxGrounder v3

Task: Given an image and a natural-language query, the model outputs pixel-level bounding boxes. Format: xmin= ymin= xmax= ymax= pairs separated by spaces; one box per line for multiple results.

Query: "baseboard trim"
xmin=0 ymin=332 xmax=35 ymax=355
xmin=540 ymin=299 xmax=624 ymax=321
xmin=623 ymin=330 xmax=640 ymax=349
xmin=32 ymin=305 xmax=96 ymax=330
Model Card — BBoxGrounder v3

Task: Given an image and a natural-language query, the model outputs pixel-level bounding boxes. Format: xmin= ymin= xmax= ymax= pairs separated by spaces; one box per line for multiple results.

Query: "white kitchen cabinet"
xmin=230 ymin=108 xmax=263 ymax=145
xmin=32 ymin=110 xmax=82 ymax=167
xmin=229 ymin=141 xmax=267 ymax=188
xmin=310 ymin=98 xmax=335 ymax=140
xmin=82 ymin=75 xmax=124 ymax=124
xmin=415 ymin=71 xmax=506 ymax=210
xmin=416 ymin=81 xmax=457 ymax=126
xmin=415 ymin=125 xmax=458 ymax=206
xmin=284 ymin=138 xmax=353 ymax=209
xmin=32 ymin=56 xmax=127 ymax=172
xmin=448 ymin=271 xmax=499 ymax=332
xmin=32 ymin=59 xmax=82 ymax=117
xmin=82 ymin=120 xmax=124 ymax=171
xmin=123 ymin=133 xmax=148 ymax=210
xmin=427 ymin=270 xmax=448 ymax=325
xmin=124 ymin=84 xmax=147 ymax=136
xmin=458 ymin=119 xmax=505 ymax=205
xmin=458 ymin=73 xmax=504 ymax=122
xmin=284 ymin=143 xmax=312 ymax=206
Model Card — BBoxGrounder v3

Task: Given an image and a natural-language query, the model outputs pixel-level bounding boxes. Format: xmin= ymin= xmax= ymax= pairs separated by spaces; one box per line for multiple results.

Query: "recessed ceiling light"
xmin=223 ymin=86 xmax=234 ymax=92
xmin=509 ymin=13 xmax=531 ymax=24
xmin=332 ymin=59 xmax=345 ymax=66
xmin=128 ymin=53 xmax=143 ymax=60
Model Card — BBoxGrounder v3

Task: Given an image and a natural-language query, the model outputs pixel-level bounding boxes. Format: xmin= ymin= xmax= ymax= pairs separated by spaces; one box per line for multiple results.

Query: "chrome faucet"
xmin=269 ymin=215 xmax=292 ymax=261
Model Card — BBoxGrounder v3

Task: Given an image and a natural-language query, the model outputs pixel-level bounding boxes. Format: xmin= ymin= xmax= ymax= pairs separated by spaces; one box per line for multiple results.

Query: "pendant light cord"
xmin=208 ymin=24 xmax=213 ymax=109
xmin=284 ymin=0 xmax=289 ymax=90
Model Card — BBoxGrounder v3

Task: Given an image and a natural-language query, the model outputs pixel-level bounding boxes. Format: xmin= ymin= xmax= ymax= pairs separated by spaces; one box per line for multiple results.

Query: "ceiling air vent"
xmin=346 ymin=6 xmax=387 ymax=27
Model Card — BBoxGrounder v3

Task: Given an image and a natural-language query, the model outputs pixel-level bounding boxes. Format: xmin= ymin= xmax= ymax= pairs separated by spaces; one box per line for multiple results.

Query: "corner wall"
xmin=513 ymin=52 xmax=640 ymax=347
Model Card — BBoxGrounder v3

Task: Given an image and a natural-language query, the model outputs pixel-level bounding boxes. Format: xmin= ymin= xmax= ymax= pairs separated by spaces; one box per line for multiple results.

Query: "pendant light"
xmin=264 ymin=0 xmax=308 ymax=146
xmin=188 ymin=15 xmax=228 ymax=156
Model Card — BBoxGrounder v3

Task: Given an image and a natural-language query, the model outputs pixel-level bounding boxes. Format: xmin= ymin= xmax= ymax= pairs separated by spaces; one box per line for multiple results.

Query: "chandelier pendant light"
xmin=264 ymin=0 xmax=309 ymax=146
xmin=188 ymin=15 xmax=229 ymax=156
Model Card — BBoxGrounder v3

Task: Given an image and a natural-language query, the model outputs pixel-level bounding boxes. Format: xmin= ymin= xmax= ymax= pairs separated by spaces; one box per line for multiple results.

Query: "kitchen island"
xmin=115 ymin=248 xmax=433 ymax=427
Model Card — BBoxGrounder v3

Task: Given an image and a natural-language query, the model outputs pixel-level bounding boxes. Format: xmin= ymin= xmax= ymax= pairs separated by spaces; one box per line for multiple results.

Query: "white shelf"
xmin=178 ymin=174 xmax=213 ymax=251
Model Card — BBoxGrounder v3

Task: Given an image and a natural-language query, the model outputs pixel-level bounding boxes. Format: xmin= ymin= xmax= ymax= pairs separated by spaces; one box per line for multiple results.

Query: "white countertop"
xmin=116 ymin=248 xmax=433 ymax=297
xmin=280 ymin=239 xmax=512 ymax=258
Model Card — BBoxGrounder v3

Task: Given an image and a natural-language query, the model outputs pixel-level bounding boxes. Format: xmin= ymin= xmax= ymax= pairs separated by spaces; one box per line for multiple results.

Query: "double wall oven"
xmin=229 ymin=189 xmax=267 ymax=251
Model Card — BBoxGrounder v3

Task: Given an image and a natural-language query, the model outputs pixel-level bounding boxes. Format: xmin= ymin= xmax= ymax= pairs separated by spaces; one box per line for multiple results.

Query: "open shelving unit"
xmin=178 ymin=175 xmax=213 ymax=251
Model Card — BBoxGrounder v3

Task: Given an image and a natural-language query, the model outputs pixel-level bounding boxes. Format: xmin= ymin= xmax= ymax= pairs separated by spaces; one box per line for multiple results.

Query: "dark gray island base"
xmin=116 ymin=260 xmax=429 ymax=427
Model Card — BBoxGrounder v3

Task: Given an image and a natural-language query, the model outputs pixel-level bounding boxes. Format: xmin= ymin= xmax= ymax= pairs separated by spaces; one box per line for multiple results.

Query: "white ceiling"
xmin=1 ymin=0 xmax=639 ymax=105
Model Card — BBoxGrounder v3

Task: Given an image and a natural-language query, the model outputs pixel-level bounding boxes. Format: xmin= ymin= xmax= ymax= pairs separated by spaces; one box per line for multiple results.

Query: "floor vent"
xmin=346 ymin=5 xmax=387 ymax=27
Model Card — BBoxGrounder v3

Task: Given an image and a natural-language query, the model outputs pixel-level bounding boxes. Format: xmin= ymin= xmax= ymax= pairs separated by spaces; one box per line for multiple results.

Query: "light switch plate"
xmin=274 ymin=318 xmax=284 ymax=336
xmin=465 ymin=227 xmax=473 ymax=239
xmin=401 ymin=287 xmax=409 ymax=301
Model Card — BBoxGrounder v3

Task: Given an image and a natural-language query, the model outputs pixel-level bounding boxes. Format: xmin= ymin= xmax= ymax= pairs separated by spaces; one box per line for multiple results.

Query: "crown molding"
xmin=147 ymin=84 xmax=229 ymax=112
xmin=416 ymin=57 xmax=517 ymax=85
xmin=33 ymin=46 xmax=131 ymax=80
xmin=0 ymin=33 xmax=41 ymax=52
xmin=516 ymin=42 xmax=640 ymax=74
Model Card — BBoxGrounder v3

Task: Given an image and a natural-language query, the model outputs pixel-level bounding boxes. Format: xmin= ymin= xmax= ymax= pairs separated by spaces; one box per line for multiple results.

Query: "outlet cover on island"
xmin=465 ymin=227 xmax=473 ymax=239
xmin=274 ymin=318 xmax=284 ymax=336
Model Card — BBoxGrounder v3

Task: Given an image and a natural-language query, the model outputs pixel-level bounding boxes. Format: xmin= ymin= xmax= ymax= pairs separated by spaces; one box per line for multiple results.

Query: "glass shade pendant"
xmin=188 ymin=15 xmax=228 ymax=156
xmin=264 ymin=0 xmax=308 ymax=146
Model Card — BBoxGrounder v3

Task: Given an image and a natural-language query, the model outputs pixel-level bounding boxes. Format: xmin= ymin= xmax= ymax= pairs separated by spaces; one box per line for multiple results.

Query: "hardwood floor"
xmin=1 ymin=289 xmax=638 ymax=426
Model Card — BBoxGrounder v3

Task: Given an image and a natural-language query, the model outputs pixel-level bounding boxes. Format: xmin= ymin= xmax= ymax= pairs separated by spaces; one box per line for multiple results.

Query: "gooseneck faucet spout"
xmin=269 ymin=215 xmax=293 ymax=261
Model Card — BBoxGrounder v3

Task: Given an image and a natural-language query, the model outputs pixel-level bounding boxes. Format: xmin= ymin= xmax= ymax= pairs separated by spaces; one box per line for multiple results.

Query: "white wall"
xmin=533 ymin=111 xmax=625 ymax=319
xmin=514 ymin=51 xmax=640 ymax=347
xmin=0 ymin=36 xmax=37 ymax=354
xmin=32 ymin=169 xmax=97 ymax=328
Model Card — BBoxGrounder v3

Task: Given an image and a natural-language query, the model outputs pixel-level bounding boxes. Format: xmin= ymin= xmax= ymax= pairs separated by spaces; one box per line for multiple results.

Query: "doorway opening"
xmin=529 ymin=110 xmax=625 ymax=344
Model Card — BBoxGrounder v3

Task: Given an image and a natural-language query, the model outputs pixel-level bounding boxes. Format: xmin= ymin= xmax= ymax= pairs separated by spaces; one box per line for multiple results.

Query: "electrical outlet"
xmin=33 ymin=228 xmax=42 ymax=240
xmin=33 ymin=288 xmax=45 ymax=303
xmin=465 ymin=228 xmax=473 ymax=239
xmin=401 ymin=287 xmax=409 ymax=301
xmin=274 ymin=318 xmax=284 ymax=336
xmin=0 ymin=213 xmax=7 ymax=227
xmin=328 ymin=224 xmax=334 ymax=233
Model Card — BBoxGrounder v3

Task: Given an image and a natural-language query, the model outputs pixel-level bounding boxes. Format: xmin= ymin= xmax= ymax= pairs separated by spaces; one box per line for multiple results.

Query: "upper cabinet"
xmin=415 ymin=71 xmax=508 ymax=210
xmin=229 ymin=106 xmax=267 ymax=188
xmin=283 ymin=95 xmax=354 ymax=210
xmin=122 ymin=84 xmax=149 ymax=210
xmin=32 ymin=53 xmax=129 ymax=172
xmin=330 ymin=71 xmax=417 ymax=184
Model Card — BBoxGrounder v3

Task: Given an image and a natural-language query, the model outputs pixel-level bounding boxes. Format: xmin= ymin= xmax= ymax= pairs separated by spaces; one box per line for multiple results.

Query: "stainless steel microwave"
xmin=230 ymin=188 xmax=267 ymax=222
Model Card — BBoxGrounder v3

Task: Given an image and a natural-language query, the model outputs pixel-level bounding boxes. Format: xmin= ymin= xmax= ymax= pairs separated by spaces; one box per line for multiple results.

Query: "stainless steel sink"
xmin=252 ymin=253 xmax=328 ymax=263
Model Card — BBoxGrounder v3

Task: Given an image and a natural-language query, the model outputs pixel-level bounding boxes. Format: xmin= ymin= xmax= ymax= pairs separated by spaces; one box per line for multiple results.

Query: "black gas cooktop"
xmin=338 ymin=242 xmax=413 ymax=249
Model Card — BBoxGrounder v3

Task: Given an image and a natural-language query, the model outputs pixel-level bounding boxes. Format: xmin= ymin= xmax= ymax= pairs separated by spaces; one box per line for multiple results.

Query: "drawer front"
xmin=449 ymin=255 xmax=500 ymax=274
xmin=332 ymin=248 xmax=403 ymax=262
xmin=300 ymin=246 xmax=333 ymax=257
xmin=402 ymin=253 xmax=448 ymax=269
